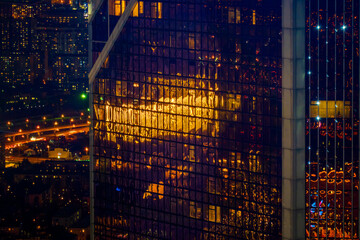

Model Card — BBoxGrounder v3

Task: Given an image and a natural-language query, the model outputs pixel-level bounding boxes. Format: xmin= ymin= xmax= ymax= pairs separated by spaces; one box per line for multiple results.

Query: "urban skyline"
xmin=1 ymin=0 xmax=360 ymax=239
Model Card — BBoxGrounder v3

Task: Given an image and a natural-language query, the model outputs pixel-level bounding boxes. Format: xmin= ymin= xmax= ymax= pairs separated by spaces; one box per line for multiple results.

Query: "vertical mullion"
xmin=325 ymin=0 xmax=329 ymax=238
xmin=342 ymin=0 xmax=346 ymax=237
xmin=316 ymin=0 xmax=320 ymax=238
xmin=307 ymin=0 xmax=312 ymax=237
xmin=334 ymin=1 xmax=338 ymax=237
xmin=350 ymin=0 xmax=354 ymax=238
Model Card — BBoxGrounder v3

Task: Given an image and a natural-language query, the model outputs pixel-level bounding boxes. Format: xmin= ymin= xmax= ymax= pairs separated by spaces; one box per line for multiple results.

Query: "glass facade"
xmin=305 ymin=0 xmax=360 ymax=239
xmin=91 ymin=0 xmax=282 ymax=239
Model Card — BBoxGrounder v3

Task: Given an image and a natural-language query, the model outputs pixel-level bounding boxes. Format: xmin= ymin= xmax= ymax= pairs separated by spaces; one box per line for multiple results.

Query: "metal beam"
xmin=282 ymin=0 xmax=306 ymax=239
xmin=88 ymin=0 xmax=104 ymax=24
xmin=88 ymin=0 xmax=138 ymax=85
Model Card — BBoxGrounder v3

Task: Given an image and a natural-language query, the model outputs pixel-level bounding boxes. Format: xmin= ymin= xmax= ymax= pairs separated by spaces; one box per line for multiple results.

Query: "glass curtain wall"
xmin=305 ymin=0 xmax=360 ymax=238
xmin=91 ymin=0 xmax=282 ymax=239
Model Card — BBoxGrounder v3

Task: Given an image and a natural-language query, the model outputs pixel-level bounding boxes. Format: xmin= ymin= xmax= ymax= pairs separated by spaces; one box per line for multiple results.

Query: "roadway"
xmin=6 ymin=123 xmax=89 ymax=138
xmin=5 ymin=126 xmax=89 ymax=149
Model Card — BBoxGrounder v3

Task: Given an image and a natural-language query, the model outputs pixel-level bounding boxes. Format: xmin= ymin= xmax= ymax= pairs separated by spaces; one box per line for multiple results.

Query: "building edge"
xmin=282 ymin=0 xmax=306 ymax=239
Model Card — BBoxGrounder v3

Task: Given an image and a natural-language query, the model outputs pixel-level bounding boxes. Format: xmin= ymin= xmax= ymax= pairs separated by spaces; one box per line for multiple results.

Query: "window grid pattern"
xmin=92 ymin=0 xmax=282 ymax=239
xmin=306 ymin=0 xmax=360 ymax=239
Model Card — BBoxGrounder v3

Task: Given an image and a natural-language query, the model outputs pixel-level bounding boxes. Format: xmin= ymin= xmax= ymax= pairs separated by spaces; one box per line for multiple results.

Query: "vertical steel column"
xmin=282 ymin=0 xmax=306 ymax=239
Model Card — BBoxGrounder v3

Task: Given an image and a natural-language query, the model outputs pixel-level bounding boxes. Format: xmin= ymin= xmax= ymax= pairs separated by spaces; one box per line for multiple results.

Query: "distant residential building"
xmin=25 ymin=184 xmax=53 ymax=207
xmin=69 ymin=217 xmax=90 ymax=240
xmin=0 ymin=0 xmax=88 ymax=117
xmin=52 ymin=205 xmax=81 ymax=227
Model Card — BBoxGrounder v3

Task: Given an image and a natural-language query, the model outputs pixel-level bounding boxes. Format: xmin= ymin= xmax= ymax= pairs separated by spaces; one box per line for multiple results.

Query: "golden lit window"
xmin=252 ymin=10 xmax=256 ymax=25
xmin=310 ymin=101 xmax=351 ymax=118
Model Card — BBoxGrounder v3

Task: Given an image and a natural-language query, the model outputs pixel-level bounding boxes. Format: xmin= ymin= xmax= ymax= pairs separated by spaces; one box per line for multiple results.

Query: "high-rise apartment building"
xmin=0 ymin=0 xmax=88 ymax=117
xmin=89 ymin=0 xmax=360 ymax=239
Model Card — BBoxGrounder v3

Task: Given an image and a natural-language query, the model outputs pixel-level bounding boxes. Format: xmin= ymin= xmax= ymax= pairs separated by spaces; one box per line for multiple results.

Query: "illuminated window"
xmin=151 ymin=2 xmax=162 ymax=19
xmin=252 ymin=10 xmax=256 ymax=25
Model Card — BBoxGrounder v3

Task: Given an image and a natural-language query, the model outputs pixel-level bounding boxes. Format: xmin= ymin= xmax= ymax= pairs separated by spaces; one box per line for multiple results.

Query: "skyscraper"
xmin=90 ymin=0 xmax=282 ymax=239
xmin=89 ymin=0 xmax=360 ymax=239
xmin=305 ymin=0 xmax=359 ymax=238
